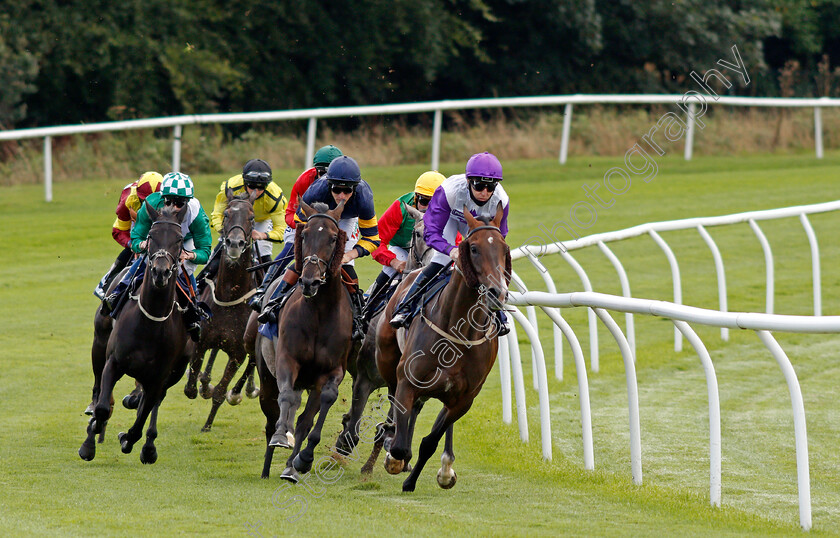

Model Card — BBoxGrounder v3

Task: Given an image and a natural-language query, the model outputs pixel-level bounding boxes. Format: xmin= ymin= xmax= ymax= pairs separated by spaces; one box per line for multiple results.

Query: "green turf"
xmin=2 ymin=152 xmax=840 ymax=536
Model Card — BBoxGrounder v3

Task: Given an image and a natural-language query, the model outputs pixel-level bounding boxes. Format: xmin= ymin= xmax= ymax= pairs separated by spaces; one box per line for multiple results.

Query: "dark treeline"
xmin=2 ymin=0 xmax=840 ymax=129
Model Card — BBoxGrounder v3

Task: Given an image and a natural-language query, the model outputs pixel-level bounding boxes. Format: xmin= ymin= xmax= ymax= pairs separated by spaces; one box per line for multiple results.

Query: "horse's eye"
xmin=470 ymin=244 xmax=478 ymax=255
xmin=331 ymin=235 xmax=337 ymax=243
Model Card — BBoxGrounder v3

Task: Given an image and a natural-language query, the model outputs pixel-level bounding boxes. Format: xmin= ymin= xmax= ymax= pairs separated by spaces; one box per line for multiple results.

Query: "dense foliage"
xmin=2 ymin=0 xmax=839 ymax=129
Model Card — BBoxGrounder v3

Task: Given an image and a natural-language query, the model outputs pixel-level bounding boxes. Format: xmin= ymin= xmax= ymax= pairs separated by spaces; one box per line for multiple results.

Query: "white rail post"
xmin=593 ymin=307 xmax=642 ymax=485
xmin=597 ymin=241 xmax=635 ymax=359
xmin=431 ymin=109 xmax=442 ymax=171
xmin=507 ymin=321 xmax=529 ymax=443
xmin=509 ymin=306 xmax=552 ymax=461
xmin=559 ymin=103 xmax=573 ymax=164
xmin=498 ymin=335 xmax=513 ymax=424
xmin=559 ymin=250 xmax=599 ymax=371
xmin=814 ymin=107 xmax=824 ymax=159
xmin=305 ymin=117 xmax=317 ymax=168
xmin=799 ymin=214 xmax=821 ymax=316
xmin=684 ymin=102 xmax=696 ymax=160
xmin=696 ymin=225 xmax=729 ymax=341
xmin=171 ymin=125 xmax=182 ymax=172
xmin=672 ymin=320 xmax=721 ymax=507
xmin=649 ymin=230 xmax=683 ymax=351
xmin=756 ymin=331 xmax=811 ymax=531
xmin=748 ymin=219 xmax=774 ymax=314
xmin=526 ymin=252 xmax=565 ymax=380
xmin=44 ymin=136 xmax=52 ymax=203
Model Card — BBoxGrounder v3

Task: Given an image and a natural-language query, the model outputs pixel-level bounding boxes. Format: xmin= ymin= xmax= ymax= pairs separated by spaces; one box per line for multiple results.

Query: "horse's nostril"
xmin=238 ymin=240 xmax=246 ymax=249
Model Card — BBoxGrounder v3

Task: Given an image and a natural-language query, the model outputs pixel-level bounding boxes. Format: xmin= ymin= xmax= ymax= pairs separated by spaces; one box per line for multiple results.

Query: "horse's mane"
xmin=293 ymin=207 xmax=347 ymax=277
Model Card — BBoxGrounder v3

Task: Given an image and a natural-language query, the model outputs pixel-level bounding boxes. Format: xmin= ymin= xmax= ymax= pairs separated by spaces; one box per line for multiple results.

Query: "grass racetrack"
xmin=3 ymin=151 xmax=840 ymax=536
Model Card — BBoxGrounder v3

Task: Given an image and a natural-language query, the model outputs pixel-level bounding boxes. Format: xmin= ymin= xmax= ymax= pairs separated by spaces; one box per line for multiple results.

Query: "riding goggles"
xmin=244 ymin=181 xmax=267 ymax=190
xmin=468 ymin=177 xmax=498 ymax=193
xmin=163 ymin=196 xmax=188 ymax=208
xmin=415 ymin=194 xmax=432 ymax=206
xmin=314 ymin=165 xmax=328 ymax=177
xmin=329 ymin=182 xmax=355 ymax=195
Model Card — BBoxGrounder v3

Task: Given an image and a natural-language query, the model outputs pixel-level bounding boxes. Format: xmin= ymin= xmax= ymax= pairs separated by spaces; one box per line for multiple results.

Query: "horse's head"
xmin=405 ymin=204 xmax=433 ymax=271
xmin=145 ymin=202 xmax=186 ymax=289
xmin=295 ymin=197 xmax=346 ymax=298
xmin=221 ymin=187 xmax=257 ymax=261
xmin=459 ymin=203 xmax=510 ymax=311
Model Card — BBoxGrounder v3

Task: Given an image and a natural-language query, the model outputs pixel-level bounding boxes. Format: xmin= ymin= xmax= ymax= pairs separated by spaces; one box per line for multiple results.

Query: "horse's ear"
xmin=405 ymin=203 xmax=423 ymax=221
xmin=175 ymin=203 xmax=189 ymax=223
xmin=299 ymin=195 xmax=316 ymax=218
xmin=492 ymin=202 xmax=504 ymax=228
xmin=247 ymin=188 xmax=260 ymax=203
xmin=146 ymin=201 xmax=160 ymax=222
xmin=329 ymin=199 xmax=346 ymax=221
xmin=463 ymin=205 xmax=480 ymax=229
xmin=225 ymin=186 xmax=235 ymax=201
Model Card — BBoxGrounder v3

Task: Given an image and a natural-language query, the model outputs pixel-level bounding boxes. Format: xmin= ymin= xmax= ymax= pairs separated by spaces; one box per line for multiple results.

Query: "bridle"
xmin=132 ymin=220 xmax=186 ymax=322
xmin=222 ymin=199 xmax=255 ymax=253
xmin=300 ymin=213 xmax=339 ymax=285
xmin=465 ymin=224 xmax=502 ymax=240
xmin=408 ymin=225 xmax=425 ymax=268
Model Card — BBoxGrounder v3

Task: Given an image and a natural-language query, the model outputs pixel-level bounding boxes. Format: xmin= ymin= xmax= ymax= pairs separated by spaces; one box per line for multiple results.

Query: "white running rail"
xmin=2 ymin=93 xmax=837 ymax=202
xmin=503 ymin=290 xmax=827 ymax=530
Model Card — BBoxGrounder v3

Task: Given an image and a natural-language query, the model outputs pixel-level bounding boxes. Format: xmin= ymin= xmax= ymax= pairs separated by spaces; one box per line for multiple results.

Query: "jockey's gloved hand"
xmin=449 ymin=248 xmax=459 ymax=262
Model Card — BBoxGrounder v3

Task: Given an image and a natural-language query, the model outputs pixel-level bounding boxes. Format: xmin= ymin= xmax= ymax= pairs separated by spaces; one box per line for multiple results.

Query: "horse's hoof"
xmin=268 ymin=431 xmax=289 ymax=448
xmin=184 ymin=384 xmax=197 ymax=400
xmin=225 ymin=390 xmax=242 ymax=406
xmin=200 ymin=384 xmax=214 ymax=399
xmin=78 ymin=442 xmax=95 ymax=461
xmin=402 ymin=480 xmax=416 ymax=493
xmin=118 ymin=432 xmax=132 ymax=454
xmin=402 ymin=462 xmax=413 ymax=473
xmin=246 ymin=387 xmax=260 ymax=399
xmin=279 ymin=467 xmax=300 ymax=484
xmin=84 ymin=402 xmax=95 ymax=416
xmin=293 ymin=453 xmax=313 ymax=474
xmin=384 ymin=452 xmax=404 ymax=475
xmin=122 ymin=393 xmax=141 ymax=410
xmin=437 ymin=468 xmax=457 ymax=489
xmin=200 ymin=425 xmax=211 ymax=433
xmin=140 ymin=445 xmax=158 ymax=465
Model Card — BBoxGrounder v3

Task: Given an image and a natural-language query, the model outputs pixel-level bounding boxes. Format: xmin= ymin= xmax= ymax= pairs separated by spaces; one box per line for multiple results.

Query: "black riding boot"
xmin=363 ymin=271 xmax=392 ymax=323
xmin=249 ymin=257 xmax=284 ymax=312
xmin=350 ymin=288 xmax=367 ymax=341
xmin=389 ymin=264 xmax=441 ymax=329
xmin=195 ymin=243 xmax=222 ymax=296
xmin=182 ymin=302 xmax=203 ymax=342
xmin=494 ymin=309 xmax=510 ymax=336
xmin=94 ymin=247 xmax=132 ymax=299
xmin=257 ymin=270 xmax=300 ymax=324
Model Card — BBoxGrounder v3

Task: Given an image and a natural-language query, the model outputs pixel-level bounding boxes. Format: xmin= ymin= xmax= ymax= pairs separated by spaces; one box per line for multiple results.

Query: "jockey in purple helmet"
xmin=390 ymin=152 xmax=510 ymax=335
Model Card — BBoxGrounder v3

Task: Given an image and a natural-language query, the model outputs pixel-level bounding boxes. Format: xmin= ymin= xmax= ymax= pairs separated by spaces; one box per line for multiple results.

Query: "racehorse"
xmin=184 ymin=188 xmax=261 ymax=431
xmin=373 ymin=204 xmax=510 ymax=491
xmin=79 ymin=203 xmax=193 ymax=463
xmin=335 ymin=203 xmax=432 ymax=457
xmin=255 ymin=199 xmax=355 ymax=481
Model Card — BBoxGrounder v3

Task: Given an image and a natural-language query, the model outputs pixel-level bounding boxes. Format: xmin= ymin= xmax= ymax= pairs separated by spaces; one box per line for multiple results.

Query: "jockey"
xmin=93 ymin=171 xmax=163 ymax=299
xmin=364 ymin=171 xmax=446 ymax=319
xmin=390 ymin=152 xmax=510 ymax=335
xmin=101 ymin=172 xmax=213 ymax=341
xmin=196 ymin=158 xmax=287 ymax=292
xmin=257 ymin=155 xmax=380 ymax=341
xmin=249 ymin=144 xmax=342 ymax=310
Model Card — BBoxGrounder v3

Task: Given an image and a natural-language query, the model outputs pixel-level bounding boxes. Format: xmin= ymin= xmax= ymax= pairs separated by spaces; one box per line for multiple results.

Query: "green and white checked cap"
xmin=161 ymin=172 xmax=194 ymax=198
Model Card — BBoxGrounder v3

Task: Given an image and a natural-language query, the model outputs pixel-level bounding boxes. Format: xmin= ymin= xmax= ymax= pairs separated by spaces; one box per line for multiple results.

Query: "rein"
xmin=136 ymin=218 xmax=185 ymax=322
xmin=204 ymin=278 xmax=257 ymax=306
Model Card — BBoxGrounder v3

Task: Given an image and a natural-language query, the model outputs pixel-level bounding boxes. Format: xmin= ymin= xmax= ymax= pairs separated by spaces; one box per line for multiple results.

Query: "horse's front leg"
xmin=199 ymin=348 xmax=219 ymax=399
xmin=202 ymin=349 xmax=245 ymax=432
xmin=119 ymin=382 xmax=161 ymax=455
xmin=293 ymin=369 xmax=344 ymax=475
xmin=281 ymin=388 xmax=321 ymax=483
xmin=270 ymin=351 xmax=300 ymax=449
xmin=384 ymin=380 xmax=415 ymax=474
xmin=402 ymin=403 xmax=470 ymax=493
xmin=336 ymin=368 xmax=377 ymax=455
xmin=140 ymin=404 xmax=160 ymax=464
xmin=184 ymin=345 xmax=208 ymax=400
xmin=436 ymin=425 xmax=456 ymax=489
xmin=79 ymin=356 xmax=122 ymax=461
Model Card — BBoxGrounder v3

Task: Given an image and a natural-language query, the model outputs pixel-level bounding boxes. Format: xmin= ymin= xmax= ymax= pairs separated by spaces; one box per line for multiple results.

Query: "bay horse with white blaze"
xmin=375 ymin=204 xmax=510 ymax=491
xmin=255 ymin=199 xmax=354 ymax=481
xmin=79 ymin=203 xmax=193 ymax=463
xmin=185 ymin=188 xmax=261 ymax=431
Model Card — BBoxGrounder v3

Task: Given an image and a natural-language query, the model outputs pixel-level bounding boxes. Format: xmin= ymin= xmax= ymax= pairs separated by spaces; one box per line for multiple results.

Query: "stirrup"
xmin=187 ymin=323 xmax=202 ymax=342
xmin=100 ymin=293 xmax=119 ymax=315
xmin=389 ymin=311 xmax=409 ymax=329
xmin=248 ymin=289 xmax=265 ymax=312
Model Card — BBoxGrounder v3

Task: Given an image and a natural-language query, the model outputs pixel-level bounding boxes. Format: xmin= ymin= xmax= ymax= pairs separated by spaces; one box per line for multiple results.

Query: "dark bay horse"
xmin=335 ymin=203 xmax=432 ymax=457
xmin=184 ymin=188 xmax=261 ymax=431
xmin=374 ymin=204 xmax=510 ymax=491
xmin=79 ymin=203 xmax=193 ymax=463
xmin=255 ymin=199 xmax=354 ymax=481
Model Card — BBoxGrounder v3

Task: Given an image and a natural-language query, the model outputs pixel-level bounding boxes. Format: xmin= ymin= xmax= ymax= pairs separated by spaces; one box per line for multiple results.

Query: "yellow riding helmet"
xmin=414 ymin=171 xmax=446 ymax=197
xmin=138 ymin=171 xmax=164 ymax=193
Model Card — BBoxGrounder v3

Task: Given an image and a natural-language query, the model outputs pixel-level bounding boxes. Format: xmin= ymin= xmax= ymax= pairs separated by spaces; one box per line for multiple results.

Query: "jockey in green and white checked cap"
xmin=161 ymin=172 xmax=195 ymax=198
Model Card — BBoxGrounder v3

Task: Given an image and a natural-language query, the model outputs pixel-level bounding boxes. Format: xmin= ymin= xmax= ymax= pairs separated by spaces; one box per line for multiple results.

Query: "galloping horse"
xmin=374 ymin=204 xmax=510 ymax=491
xmin=335 ymin=203 xmax=432 ymax=456
xmin=255 ymin=199 xmax=354 ymax=481
xmin=79 ymin=203 xmax=192 ymax=463
xmin=184 ymin=188 xmax=261 ymax=431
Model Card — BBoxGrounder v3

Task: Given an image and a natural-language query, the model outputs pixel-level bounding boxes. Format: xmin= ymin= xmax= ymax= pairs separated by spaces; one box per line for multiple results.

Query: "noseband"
xmin=300 ymin=213 xmax=339 ymax=285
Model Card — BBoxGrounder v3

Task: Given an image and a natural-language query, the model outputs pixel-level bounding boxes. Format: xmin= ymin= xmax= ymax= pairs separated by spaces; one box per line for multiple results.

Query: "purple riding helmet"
xmin=465 ymin=152 xmax=503 ymax=181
